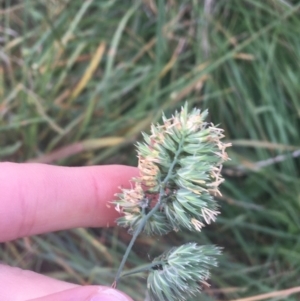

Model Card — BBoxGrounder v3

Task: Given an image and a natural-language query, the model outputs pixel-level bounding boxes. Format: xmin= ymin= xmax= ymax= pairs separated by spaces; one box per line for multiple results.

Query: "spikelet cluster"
xmin=147 ymin=243 xmax=221 ymax=301
xmin=115 ymin=103 xmax=230 ymax=235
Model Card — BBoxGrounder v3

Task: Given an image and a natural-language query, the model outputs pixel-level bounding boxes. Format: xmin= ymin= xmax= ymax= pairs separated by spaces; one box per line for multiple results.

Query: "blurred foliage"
xmin=1 ymin=0 xmax=300 ymax=300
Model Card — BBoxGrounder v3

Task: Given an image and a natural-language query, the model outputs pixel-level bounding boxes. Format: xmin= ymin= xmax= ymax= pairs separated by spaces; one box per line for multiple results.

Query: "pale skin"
xmin=0 ymin=163 xmax=138 ymax=301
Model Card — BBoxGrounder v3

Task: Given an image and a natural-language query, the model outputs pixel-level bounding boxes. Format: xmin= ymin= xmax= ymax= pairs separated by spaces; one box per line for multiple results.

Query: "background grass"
xmin=1 ymin=0 xmax=300 ymax=300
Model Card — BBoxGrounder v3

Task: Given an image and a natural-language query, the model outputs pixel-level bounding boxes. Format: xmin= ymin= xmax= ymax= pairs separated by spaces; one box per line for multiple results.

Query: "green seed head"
xmin=114 ymin=103 xmax=230 ymax=235
xmin=147 ymin=243 xmax=222 ymax=301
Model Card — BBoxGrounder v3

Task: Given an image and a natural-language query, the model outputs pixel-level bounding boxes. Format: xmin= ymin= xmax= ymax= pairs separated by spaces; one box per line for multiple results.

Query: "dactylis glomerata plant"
xmin=113 ymin=103 xmax=231 ymax=301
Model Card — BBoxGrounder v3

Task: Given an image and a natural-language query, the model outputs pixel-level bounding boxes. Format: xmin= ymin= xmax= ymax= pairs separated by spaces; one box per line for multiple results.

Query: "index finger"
xmin=0 ymin=163 xmax=138 ymax=242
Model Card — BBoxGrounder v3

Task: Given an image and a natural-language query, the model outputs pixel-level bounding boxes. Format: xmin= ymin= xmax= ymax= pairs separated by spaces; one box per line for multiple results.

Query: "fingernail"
xmin=90 ymin=288 xmax=129 ymax=301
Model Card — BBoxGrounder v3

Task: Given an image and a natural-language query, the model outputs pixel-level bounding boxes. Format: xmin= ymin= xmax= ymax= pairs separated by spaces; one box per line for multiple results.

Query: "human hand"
xmin=0 ymin=163 xmax=138 ymax=301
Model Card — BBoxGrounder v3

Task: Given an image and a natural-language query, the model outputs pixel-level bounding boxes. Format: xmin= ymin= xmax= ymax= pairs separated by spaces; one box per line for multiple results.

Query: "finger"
xmin=0 ymin=263 xmax=77 ymax=301
xmin=27 ymin=286 xmax=133 ymax=301
xmin=0 ymin=163 xmax=138 ymax=241
xmin=0 ymin=264 xmax=133 ymax=301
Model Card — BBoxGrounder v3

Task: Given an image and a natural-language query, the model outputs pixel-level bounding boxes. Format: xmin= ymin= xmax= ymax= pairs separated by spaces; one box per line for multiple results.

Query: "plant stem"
xmin=119 ymin=261 xmax=165 ymax=278
xmin=113 ymin=135 xmax=185 ymax=287
xmin=113 ymin=202 xmax=160 ymax=286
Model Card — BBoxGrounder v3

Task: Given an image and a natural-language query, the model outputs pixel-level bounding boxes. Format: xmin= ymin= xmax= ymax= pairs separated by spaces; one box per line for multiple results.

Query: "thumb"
xmin=26 ymin=286 xmax=134 ymax=301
